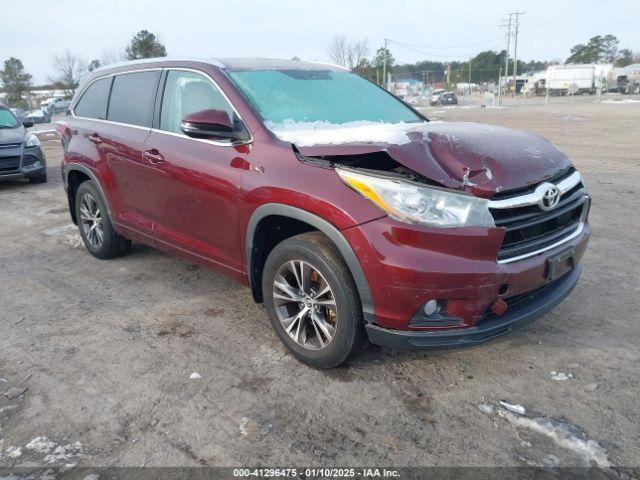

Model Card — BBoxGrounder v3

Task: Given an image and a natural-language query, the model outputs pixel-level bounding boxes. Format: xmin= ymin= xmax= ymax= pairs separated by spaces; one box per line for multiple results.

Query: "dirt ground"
xmin=0 ymin=96 xmax=639 ymax=470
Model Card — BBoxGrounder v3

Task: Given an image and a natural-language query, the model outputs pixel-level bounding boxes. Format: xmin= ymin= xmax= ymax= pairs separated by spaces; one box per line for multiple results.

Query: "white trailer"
xmin=546 ymin=65 xmax=596 ymax=95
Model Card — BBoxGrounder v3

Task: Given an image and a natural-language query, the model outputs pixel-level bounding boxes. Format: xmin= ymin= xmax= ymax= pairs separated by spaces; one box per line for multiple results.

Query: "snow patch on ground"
xmin=551 ymin=371 xmax=574 ymax=381
xmin=601 ymin=98 xmax=640 ymax=104
xmin=499 ymin=401 xmax=526 ymax=415
xmin=25 ymin=436 xmax=84 ymax=466
xmin=498 ymin=409 xmax=612 ymax=467
xmin=443 ymin=105 xmax=477 ymax=109
xmin=265 ymin=120 xmax=431 ymax=146
xmin=63 ymin=233 xmax=84 ymax=249
xmin=6 ymin=446 xmax=22 ymax=458
xmin=478 ymin=403 xmax=494 ymax=415
xmin=43 ymin=224 xmax=76 ymax=236
xmin=43 ymin=442 xmax=83 ymax=465
xmin=26 ymin=436 xmax=56 ymax=453
xmin=483 ymin=402 xmax=614 ymax=467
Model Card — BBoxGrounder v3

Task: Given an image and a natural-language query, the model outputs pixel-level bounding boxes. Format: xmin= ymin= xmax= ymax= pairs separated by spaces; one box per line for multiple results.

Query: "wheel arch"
xmin=65 ymin=163 xmax=113 ymax=225
xmin=246 ymin=204 xmax=375 ymax=324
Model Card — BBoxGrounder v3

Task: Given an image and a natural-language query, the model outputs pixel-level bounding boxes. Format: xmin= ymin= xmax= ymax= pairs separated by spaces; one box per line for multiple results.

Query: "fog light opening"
xmin=422 ymin=299 xmax=442 ymax=317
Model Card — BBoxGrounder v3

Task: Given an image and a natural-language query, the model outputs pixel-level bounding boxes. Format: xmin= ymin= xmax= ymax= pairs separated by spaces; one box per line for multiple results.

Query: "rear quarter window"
xmin=107 ymin=71 xmax=160 ymax=127
xmin=74 ymin=77 xmax=112 ymax=119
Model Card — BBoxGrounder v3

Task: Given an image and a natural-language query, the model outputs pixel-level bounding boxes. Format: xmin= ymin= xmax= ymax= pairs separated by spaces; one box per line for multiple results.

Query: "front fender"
xmin=245 ymin=203 xmax=375 ymax=324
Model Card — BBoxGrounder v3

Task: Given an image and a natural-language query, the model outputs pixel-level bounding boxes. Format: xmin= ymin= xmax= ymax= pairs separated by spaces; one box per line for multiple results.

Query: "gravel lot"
xmin=0 ymin=96 xmax=639 ymax=470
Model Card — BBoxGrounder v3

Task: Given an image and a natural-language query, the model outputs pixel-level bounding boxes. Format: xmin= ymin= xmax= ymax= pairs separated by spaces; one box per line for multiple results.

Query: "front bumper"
xmin=0 ymin=146 xmax=46 ymax=180
xmin=365 ymin=265 xmax=581 ymax=350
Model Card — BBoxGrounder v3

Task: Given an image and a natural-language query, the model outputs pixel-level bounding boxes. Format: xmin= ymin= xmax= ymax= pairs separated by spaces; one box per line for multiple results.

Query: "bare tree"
xmin=328 ymin=34 xmax=349 ymax=67
xmin=101 ymin=47 xmax=127 ymax=66
xmin=49 ymin=51 xmax=87 ymax=93
xmin=349 ymin=39 xmax=370 ymax=69
xmin=328 ymin=35 xmax=370 ymax=70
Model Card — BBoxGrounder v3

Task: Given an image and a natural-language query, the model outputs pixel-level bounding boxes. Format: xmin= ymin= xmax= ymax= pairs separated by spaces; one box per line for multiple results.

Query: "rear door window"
xmin=74 ymin=77 xmax=112 ymax=119
xmin=107 ymin=71 xmax=160 ymax=127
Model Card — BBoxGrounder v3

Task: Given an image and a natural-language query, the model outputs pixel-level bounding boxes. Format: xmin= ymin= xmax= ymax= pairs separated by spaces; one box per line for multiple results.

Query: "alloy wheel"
xmin=79 ymin=193 xmax=104 ymax=249
xmin=272 ymin=260 xmax=338 ymax=350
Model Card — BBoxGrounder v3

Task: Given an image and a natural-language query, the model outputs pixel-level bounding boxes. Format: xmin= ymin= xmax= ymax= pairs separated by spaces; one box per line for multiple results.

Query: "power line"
xmin=389 ymin=39 xmax=505 ymax=59
xmin=391 ymin=35 xmax=505 ymax=50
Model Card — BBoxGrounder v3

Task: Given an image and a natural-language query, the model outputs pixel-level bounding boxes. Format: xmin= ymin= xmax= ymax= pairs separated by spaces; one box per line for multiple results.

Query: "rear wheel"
xmin=75 ymin=181 xmax=131 ymax=259
xmin=262 ymin=232 xmax=367 ymax=368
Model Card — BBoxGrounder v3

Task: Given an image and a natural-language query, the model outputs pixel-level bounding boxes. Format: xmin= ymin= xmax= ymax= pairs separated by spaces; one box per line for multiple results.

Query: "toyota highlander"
xmin=59 ymin=58 xmax=591 ymax=368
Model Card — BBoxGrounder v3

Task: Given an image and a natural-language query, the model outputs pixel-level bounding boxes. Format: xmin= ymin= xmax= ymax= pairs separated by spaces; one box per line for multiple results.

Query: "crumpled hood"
xmin=294 ymin=122 xmax=573 ymax=198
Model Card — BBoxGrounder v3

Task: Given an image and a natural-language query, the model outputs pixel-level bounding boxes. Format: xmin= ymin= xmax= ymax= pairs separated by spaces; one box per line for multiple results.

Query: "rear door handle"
xmin=143 ymin=149 xmax=165 ymax=165
xmin=88 ymin=133 xmax=102 ymax=144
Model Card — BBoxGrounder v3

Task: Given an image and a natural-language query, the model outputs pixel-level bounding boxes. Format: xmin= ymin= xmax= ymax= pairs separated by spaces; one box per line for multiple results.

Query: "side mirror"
xmin=181 ymin=109 xmax=240 ymax=140
xmin=22 ymin=120 xmax=34 ymax=128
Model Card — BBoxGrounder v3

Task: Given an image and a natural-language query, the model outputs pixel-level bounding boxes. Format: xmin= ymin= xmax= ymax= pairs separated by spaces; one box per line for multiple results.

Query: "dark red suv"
xmin=60 ymin=58 xmax=590 ymax=368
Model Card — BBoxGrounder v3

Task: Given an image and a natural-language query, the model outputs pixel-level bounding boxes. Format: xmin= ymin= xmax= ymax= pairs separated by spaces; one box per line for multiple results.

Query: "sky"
xmin=2 ymin=0 xmax=638 ymax=84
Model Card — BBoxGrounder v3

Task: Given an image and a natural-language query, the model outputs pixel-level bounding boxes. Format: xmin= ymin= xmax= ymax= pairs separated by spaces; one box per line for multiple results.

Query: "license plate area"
xmin=545 ymin=247 xmax=575 ymax=281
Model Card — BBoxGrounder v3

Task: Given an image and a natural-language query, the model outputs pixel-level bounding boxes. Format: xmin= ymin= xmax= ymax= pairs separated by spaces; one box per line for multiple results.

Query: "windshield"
xmin=228 ymin=69 xmax=422 ymax=125
xmin=0 ymin=108 xmax=19 ymax=128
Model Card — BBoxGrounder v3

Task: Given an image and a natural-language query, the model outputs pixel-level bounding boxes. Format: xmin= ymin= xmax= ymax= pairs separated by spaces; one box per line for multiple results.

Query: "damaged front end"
xmin=291 ymin=121 xmax=574 ymax=199
xmin=282 ymin=120 xmax=589 ymax=343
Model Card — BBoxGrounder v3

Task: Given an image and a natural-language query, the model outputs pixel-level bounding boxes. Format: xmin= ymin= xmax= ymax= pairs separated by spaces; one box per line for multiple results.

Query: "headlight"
xmin=337 ymin=168 xmax=495 ymax=228
xmin=26 ymin=133 xmax=40 ymax=148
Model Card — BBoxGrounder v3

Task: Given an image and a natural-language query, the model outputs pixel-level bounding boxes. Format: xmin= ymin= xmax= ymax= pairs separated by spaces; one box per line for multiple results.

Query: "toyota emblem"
xmin=540 ymin=186 xmax=560 ymax=210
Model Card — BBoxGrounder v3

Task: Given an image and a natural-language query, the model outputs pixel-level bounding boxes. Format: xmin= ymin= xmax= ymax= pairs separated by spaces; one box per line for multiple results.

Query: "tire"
xmin=75 ymin=181 xmax=131 ymax=259
xmin=29 ymin=172 xmax=47 ymax=184
xmin=262 ymin=232 xmax=367 ymax=368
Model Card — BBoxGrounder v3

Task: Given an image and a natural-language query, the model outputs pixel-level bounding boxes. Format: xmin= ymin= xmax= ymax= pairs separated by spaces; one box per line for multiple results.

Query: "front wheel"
xmin=262 ymin=232 xmax=367 ymax=368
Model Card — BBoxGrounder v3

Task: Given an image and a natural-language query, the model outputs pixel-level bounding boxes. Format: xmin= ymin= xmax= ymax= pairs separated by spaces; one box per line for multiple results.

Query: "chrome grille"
xmin=489 ymin=170 xmax=588 ymax=263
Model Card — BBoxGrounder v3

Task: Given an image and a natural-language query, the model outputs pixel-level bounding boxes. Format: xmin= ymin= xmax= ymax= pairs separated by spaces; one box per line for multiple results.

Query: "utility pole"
xmin=468 ymin=57 xmax=472 ymax=95
xmin=500 ymin=13 xmax=513 ymax=95
xmin=497 ymin=66 xmax=502 ymax=106
xmin=512 ymin=11 xmax=526 ymax=95
xmin=382 ymin=38 xmax=389 ymax=89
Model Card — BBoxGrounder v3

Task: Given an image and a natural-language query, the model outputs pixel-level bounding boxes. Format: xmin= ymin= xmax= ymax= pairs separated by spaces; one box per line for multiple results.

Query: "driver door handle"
xmin=88 ymin=133 xmax=102 ymax=144
xmin=143 ymin=149 xmax=165 ymax=165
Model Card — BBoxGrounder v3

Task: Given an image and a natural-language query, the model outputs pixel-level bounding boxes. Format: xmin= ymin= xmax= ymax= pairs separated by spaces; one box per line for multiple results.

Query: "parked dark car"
xmin=439 ymin=92 xmax=458 ymax=105
xmin=10 ymin=107 xmax=25 ymax=120
xmin=0 ymin=105 xmax=47 ymax=183
xmin=59 ymin=59 xmax=590 ymax=368
xmin=23 ymin=109 xmax=51 ymax=124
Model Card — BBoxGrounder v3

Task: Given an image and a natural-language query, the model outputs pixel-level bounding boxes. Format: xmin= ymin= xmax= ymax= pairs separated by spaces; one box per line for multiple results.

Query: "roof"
xmin=217 ymin=58 xmax=347 ymax=71
xmin=92 ymin=57 xmax=348 ymax=74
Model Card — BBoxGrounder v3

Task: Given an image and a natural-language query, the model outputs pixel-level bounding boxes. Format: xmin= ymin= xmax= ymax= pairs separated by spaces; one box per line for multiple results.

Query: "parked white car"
xmin=429 ymin=89 xmax=445 ymax=106
xmin=41 ymin=96 xmax=71 ymax=111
